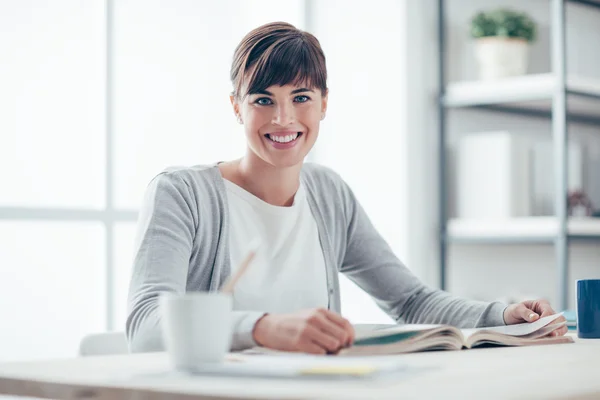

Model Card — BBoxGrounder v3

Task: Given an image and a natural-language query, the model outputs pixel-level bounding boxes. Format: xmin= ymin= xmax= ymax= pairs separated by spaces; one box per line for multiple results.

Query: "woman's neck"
xmin=222 ymin=154 xmax=302 ymax=207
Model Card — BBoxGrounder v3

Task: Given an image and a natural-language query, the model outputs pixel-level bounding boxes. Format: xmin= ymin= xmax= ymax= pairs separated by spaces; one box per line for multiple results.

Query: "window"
xmin=0 ymin=1 xmax=106 ymax=209
xmin=0 ymin=222 xmax=106 ymax=361
xmin=0 ymin=0 xmax=305 ymax=362
xmin=2 ymin=1 xmax=411 ymax=361
xmin=0 ymin=0 xmax=107 ymax=362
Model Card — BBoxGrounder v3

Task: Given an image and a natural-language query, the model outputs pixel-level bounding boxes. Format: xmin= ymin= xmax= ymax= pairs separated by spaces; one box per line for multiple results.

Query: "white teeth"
xmin=269 ymin=133 xmax=299 ymax=143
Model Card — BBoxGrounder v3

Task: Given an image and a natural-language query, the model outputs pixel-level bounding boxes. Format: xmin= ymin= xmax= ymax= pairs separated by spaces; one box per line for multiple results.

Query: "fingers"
xmin=549 ymin=315 xmax=568 ymax=337
xmin=514 ymin=303 xmax=539 ymax=322
xmin=299 ymin=337 xmax=328 ymax=355
xmin=521 ymin=300 xmax=567 ymax=336
xmin=295 ymin=309 xmax=354 ymax=354
xmin=532 ymin=299 xmax=556 ymax=318
xmin=311 ymin=313 xmax=351 ymax=347
xmin=303 ymin=323 xmax=343 ymax=353
xmin=552 ymin=326 xmax=568 ymax=336
xmin=322 ymin=309 xmax=355 ymax=345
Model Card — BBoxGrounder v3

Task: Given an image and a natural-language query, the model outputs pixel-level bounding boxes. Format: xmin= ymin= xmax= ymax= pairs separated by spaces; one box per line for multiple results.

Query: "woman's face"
xmin=232 ymin=83 xmax=327 ymax=169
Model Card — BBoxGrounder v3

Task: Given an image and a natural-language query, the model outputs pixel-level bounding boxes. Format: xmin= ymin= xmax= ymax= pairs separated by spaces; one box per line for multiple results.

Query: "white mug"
xmin=159 ymin=292 xmax=233 ymax=369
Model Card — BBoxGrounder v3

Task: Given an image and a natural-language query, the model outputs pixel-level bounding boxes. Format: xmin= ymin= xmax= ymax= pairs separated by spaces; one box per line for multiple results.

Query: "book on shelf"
xmin=341 ymin=313 xmax=571 ymax=356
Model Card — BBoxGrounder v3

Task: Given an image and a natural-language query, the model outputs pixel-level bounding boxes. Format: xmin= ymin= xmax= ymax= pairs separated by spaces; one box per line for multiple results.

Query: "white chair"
xmin=79 ymin=332 xmax=129 ymax=356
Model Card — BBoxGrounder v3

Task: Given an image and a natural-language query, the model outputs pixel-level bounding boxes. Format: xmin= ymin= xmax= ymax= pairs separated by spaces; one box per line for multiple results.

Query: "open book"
xmin=340 ymin=313 xmax=573 ymax=356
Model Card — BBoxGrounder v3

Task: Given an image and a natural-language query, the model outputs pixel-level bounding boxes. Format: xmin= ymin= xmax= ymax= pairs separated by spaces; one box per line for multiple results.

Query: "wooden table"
xmin=0 ymin=334 xmax=598 ymax=400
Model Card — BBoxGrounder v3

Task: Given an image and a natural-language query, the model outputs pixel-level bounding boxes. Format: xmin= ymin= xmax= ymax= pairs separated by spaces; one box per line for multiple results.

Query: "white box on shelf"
xmin=531 ymin=141 xmax=584 ymax=216
xmin=456 ymin=131 xmax=530 ymax=219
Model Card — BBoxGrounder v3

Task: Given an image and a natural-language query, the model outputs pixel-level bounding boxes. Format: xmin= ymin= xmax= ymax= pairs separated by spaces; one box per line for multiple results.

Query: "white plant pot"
xmin=475 ymin=37 xmax=530 ymax=80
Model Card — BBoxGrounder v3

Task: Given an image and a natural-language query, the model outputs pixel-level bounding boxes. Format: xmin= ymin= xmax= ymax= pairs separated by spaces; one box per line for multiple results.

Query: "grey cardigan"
xmin=126 ymin=163 xmax=506 ymax=352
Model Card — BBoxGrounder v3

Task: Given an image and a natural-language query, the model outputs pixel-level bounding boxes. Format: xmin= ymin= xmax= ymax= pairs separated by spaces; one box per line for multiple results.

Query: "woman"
xmin=126 ymin=22 xmax=567 ymax=354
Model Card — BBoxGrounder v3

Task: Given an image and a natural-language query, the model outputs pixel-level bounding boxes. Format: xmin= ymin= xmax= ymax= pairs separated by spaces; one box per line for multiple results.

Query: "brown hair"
xmin=230 ymin=22 xmax=327 ymax=99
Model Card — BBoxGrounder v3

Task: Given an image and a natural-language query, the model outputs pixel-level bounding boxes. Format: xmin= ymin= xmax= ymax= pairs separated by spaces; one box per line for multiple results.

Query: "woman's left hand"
xmin=503 ymin=299 xmax=568 ymax=336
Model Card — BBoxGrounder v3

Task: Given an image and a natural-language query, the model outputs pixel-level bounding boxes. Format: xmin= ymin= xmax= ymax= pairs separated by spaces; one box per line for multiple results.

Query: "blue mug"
xmin=577 ymin=279 xmax=600 ymax=339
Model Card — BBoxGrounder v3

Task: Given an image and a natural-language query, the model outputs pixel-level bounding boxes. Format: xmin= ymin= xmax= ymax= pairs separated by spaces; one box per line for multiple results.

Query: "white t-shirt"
xmin=224 ymin=180 xmax=329 ymax=313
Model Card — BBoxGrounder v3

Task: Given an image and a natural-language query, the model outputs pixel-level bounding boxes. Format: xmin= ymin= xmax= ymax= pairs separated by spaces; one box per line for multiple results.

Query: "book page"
xmin=353 ymin=324 xmax=445 ymax=341
xmin=461 ymin=312 xmax=564 ymax=338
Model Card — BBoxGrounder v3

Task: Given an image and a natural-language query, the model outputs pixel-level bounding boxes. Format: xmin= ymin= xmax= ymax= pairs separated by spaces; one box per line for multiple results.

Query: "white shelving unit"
xmin=448 ymin=217 xmax=600 ymax=243
xmin=437 ymin=0 xmax=600 ymax=310
xmin=444 ymin=74 xmax=600 ymax=123
xmin=444 ymin=73 xmax=600 ymax=245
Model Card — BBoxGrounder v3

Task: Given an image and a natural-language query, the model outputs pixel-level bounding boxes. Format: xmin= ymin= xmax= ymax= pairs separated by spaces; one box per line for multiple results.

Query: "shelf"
xmin=443 ymin=74 xmax=600 ymax=125
xmin=446 ymin=217 xmax=600 ymax=244
xmin=570 ymin=0 xmax=600 ymax=8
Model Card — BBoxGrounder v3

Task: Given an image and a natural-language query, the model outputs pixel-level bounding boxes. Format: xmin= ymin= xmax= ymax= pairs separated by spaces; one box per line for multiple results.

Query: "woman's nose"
xmin=272 ymin=103 xmax=295 ymax=126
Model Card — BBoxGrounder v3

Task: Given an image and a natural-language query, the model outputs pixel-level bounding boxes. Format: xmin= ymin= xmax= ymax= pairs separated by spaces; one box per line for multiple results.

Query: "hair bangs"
xmin=244 ymin=37 xmax=326 ymax=97
xmin=231 ymin=23 xmax=327 ymax=99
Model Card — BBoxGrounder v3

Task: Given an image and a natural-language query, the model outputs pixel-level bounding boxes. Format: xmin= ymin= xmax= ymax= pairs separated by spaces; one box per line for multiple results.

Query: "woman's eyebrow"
xmin=290 ymin=88 xmax=314 ymax=94
xmin=253 ymin=89 xmax=273 ymax=96
xmin=251 ymin=87 xmax=314 ymax=96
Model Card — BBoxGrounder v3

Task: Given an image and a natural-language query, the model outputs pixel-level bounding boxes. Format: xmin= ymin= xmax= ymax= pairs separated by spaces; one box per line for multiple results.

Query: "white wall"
xmin=310 ymin=0 xmax=408 ymax=323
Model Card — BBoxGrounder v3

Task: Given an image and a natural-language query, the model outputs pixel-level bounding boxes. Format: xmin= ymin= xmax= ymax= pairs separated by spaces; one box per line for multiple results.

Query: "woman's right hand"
xmin=252 ymin=308 xmax=355 ymax=354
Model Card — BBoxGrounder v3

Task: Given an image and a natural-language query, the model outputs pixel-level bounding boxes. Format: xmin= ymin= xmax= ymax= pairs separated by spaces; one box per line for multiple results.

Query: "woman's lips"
xmin=264 ymin=132 xmax=303 ymax=149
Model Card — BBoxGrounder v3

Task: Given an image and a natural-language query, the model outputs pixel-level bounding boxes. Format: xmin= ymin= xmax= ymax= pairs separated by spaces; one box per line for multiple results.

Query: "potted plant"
xmin=470 ymin=8 xmax=537 ymax=80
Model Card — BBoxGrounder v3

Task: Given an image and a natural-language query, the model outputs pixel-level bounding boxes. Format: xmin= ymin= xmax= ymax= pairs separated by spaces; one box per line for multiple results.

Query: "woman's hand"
xmin=503 ymin=299 xmax=568 ymax=336
xmin=252 ymin=308 xmax=355 ymax=354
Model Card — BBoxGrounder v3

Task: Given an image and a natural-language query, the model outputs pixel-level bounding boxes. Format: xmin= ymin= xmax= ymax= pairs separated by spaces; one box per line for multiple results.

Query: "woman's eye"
xmin=294 ymin=95 xmax=310 ymax=103
xmin=256 ymin=98 xmax=273 ymax=105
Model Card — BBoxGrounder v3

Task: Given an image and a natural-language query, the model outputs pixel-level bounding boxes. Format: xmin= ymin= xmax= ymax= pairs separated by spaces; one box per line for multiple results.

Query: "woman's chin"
xmin=260 ymin=146 xmax=313 ymax=168
xmin=265 ymin=155 xmax=306 ymax=169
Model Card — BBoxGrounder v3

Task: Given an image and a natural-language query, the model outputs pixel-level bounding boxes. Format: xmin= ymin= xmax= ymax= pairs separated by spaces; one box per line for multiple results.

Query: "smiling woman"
xmin=126 ymin=21 xmax=567 ymax=357
xmin=228 ymin=22 xmax=328 ymax=171
xmin=235 ymin=84 xmax=321 ymax=168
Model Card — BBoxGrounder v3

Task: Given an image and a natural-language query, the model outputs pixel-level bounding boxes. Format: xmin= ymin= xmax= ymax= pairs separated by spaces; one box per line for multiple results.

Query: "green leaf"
xmin=470 ymin=8 xmax=537 ymax=42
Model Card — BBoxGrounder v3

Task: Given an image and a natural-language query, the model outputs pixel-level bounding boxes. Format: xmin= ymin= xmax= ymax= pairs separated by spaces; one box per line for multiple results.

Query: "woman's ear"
xmin=321 ymin=89 xmax=329 ymax=120
xmin=230 ymin=94 xmax=243 ymax=124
